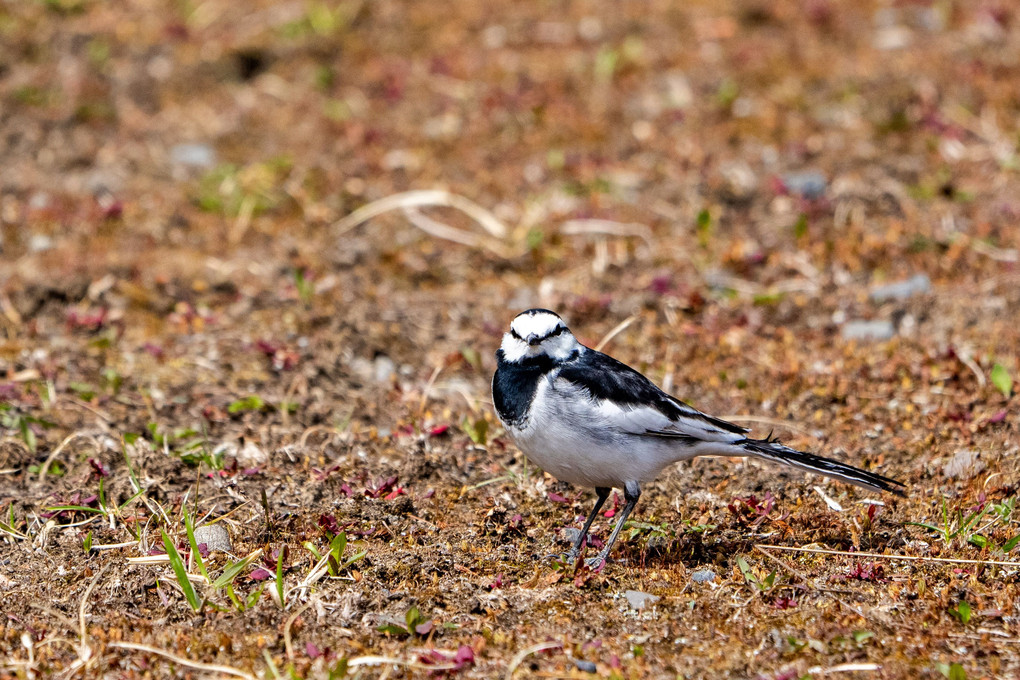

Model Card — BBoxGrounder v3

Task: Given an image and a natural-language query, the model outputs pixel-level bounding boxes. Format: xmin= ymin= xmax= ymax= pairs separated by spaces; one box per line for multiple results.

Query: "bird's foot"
xmin=544 ymin=550 xmax=576 ymax=565
xmin=583 ymin=555 xmax=607 ymax=571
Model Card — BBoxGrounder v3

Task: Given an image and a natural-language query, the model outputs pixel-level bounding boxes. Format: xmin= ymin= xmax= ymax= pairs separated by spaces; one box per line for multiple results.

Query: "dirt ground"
xmin=2 ymin=1 xmax=1019 ymax=678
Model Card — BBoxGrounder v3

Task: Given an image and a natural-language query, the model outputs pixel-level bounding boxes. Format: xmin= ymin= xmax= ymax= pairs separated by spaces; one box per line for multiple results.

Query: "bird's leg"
xmin=565 ymin=487 xmax=611 ymax=563
xmin=585 ymin=481 xmax=640 ymax=568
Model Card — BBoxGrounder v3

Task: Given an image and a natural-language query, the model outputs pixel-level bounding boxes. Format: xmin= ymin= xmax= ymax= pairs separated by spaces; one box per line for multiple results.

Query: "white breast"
xmin=503 ymin=374 xmax=732 ymax=489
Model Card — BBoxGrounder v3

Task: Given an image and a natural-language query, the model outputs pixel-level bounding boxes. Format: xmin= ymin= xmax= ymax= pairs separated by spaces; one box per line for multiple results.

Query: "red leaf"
xmin=453 ymin=644 xmax=475 ymax=668
xmin=249 ymin=568 xmax=273 ymax=581
xmin=88 ymin=458 xmax=110 ymax=478
xmin=305 ymin=642 xmax=322 ymax=659
xmin=548 ymin=492 xmax=568 ymax=503
xmin=429 ymin=424 xmax=450 ymax=437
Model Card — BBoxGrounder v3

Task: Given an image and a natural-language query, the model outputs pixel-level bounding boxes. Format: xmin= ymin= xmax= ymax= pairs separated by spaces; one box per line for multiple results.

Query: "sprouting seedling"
xmin=44 ymin=478 xmax=145 ymax=528
xmin=304 ymin=531 xmax=366 ymax=578
xmin=990 ymin=363 xmax=1013 ymax=398
xmin=293 ymin=268 xmax=315 ymax=306
xmin=736 ymin=555 xmax=777 ymax=593
xmin=949 ymin=600 xmax=972 ymax=625
xmin=906 ymin=497 xmax=992 ymax=547
xmin=0 ymin=404 xmax=55 ymax=453
xmin=376 ymin=605 xmax=434 ymax=638
xmin=213 ymin=550 xmax=265 ymax=612
xmin=274 ymin=547 xmax=286 ymax=609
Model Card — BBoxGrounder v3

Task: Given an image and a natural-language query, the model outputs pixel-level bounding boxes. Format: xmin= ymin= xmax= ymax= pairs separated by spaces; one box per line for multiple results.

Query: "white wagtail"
xmin=491 ymin=309 xmax=905 ymax=567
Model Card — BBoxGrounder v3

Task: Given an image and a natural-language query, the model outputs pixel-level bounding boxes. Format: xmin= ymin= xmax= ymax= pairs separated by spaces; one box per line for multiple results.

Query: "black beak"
xmin=526 ymin=333 xmax=542 ymax=346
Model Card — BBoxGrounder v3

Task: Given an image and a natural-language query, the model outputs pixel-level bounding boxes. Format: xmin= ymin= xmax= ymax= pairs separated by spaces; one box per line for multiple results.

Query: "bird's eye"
xmin=510 ymin=328 xmax=523 ymax=341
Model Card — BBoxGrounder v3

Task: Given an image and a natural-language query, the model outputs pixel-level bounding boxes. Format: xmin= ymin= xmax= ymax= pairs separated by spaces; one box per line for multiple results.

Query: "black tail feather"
xmin=738 ymin=435 xmax=906 ymax=496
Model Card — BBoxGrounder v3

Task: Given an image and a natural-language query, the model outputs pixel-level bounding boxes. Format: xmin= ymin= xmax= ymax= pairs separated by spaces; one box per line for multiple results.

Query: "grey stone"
xmin=561 ymin=527 xmax=582 ymax=545
xmin=841 ymin=319 xmax=895 ymax=341
xmin=624 ymin=589 xmax=660 ymax=610
xmin=690 ymin=569 xmax=717 ymax=584
xmin=943 ymin=449 xmax=984 ymax=480
xmin=869 ymin=274 xmax=931 ymax=302
xmin=170 ymin=143 xmax=216 ymax=168
xmin=27 ymin=233 xmax=54 ymax=253
xmin=782 ymin=171 xmax=827 ymax=199
xmin=574 ymin=659 xmax=597 ymax=673
xmin=373 ymin=355 xmax=396 ymax=383
xmin=193 ymin=524 xmax=232 ymax=554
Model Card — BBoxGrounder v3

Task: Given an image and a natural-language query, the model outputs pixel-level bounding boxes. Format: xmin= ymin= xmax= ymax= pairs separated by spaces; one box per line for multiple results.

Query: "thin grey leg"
xmin=586 ymin=481 xmax=641 ymax=568
xmin=565 ymin=487 xmax=611 ymax=562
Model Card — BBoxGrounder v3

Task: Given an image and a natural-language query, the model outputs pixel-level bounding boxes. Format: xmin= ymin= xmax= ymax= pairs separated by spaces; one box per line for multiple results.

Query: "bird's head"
xmin=499 ymin=309 xmax=580 ymax=363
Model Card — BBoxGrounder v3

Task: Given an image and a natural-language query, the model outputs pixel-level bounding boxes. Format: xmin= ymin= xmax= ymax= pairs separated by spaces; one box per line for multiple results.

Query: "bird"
xmin=491 ymin=308 xmax=905 ymax=568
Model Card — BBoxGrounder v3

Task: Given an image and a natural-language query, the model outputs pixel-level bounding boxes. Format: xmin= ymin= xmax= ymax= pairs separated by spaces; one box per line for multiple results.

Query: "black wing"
xmin=556 ymin=349 xmax=748 ymax=436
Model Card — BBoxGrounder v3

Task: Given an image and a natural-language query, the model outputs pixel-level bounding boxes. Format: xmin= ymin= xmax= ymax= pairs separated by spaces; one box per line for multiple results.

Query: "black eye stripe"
xmin=510 ymin=324 xmax=568 ymax=342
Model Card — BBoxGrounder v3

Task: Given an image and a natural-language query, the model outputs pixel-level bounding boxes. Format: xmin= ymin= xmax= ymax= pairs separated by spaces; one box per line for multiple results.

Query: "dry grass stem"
xmin=334 ymin=189 xmax=508 ymax=238
xmin=593 ymin=315 xmax=638 ymax=352
xmin=757 ymin=544 xmax=1020 ymax=569
xmin=110 ymin=642 xmax=256 ymax=679
xmin=559 ymin=219 xmax=654 ymax=248
xmin=37 ymin=433 xmax=99 ymax=483
xmin=504 ymin=641 xmax=562 ymax=680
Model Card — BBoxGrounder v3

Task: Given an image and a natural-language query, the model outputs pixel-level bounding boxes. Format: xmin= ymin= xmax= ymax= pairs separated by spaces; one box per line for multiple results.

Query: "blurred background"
xmin=2 ymin=0 xmax=1017 ymax=427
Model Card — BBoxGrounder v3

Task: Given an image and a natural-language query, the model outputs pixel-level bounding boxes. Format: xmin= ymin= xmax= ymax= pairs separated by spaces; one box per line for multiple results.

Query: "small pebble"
xmin=869 ymin=274 xmax=931 ymax=302
xmin=943 ymin=449 xmax=984 ymax=480
xmin=840 ymin=319 xmax=895 ymax=341
xmin=237 ymin=440 xmax=268 ymax=468
xmin=170 ymin=143 xmax=216 ymax=168
xmin=192 ymin=524 xmax=232 ymax=554
xmin=625 ymin=589 xmax=660 ymax=610
xmin=373 ymin=355 xmax=396 ymax=383
xmin=561 ymin=528 xmax=582 ymax=545
xmin=28 ymin=233 xmax=54 ymax=253
xmin=690 ymin=569 xmax=716 ymax=584
xmin=574 ymin=659 xmax=598 ymax=673
xmin=781 ymin=171 xmax=827 ymax=199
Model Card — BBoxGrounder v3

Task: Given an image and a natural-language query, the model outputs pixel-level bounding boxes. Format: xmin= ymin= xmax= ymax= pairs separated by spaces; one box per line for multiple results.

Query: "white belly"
xmin=502 ymin=378 xmax=690 ymax=489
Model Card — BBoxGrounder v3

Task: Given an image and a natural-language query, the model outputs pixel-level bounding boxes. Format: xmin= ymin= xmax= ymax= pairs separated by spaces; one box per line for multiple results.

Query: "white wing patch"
xmin=593 ymin=399 xmax=742 ymax=442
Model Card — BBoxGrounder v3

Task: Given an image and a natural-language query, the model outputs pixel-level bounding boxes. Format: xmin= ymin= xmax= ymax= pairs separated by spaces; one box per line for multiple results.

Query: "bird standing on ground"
xmin=491 ymin=309 xmax=905 ymax=568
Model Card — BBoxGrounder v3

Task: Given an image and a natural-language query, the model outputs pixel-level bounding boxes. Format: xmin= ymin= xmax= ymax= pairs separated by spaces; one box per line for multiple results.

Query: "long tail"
xmin=738 ymin=434 xmax=906 ymax=496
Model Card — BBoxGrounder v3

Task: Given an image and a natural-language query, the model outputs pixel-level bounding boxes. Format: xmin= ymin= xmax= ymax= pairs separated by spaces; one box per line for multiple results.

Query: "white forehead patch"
xmin=500 ymin=309 xmax=580 ymax=363
xmin=510 ymin=311 xmax=563 ymax=338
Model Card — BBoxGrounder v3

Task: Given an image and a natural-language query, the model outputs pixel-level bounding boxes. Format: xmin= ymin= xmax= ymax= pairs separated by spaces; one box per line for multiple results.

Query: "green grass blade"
xmin=212 ymin=550 xmax=263 ymax=589
xmin=161 ymin=529 xmax=202 ymax=611
xmin=44 ymin=505 xmax=106 ymax=515
xmin=275 ymin=549 xmax=285 ymax=608
xmin=184 ymin=508 xmax=210 ymax=584
xmin=117 ymin=488 xmax=146 ymax=512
